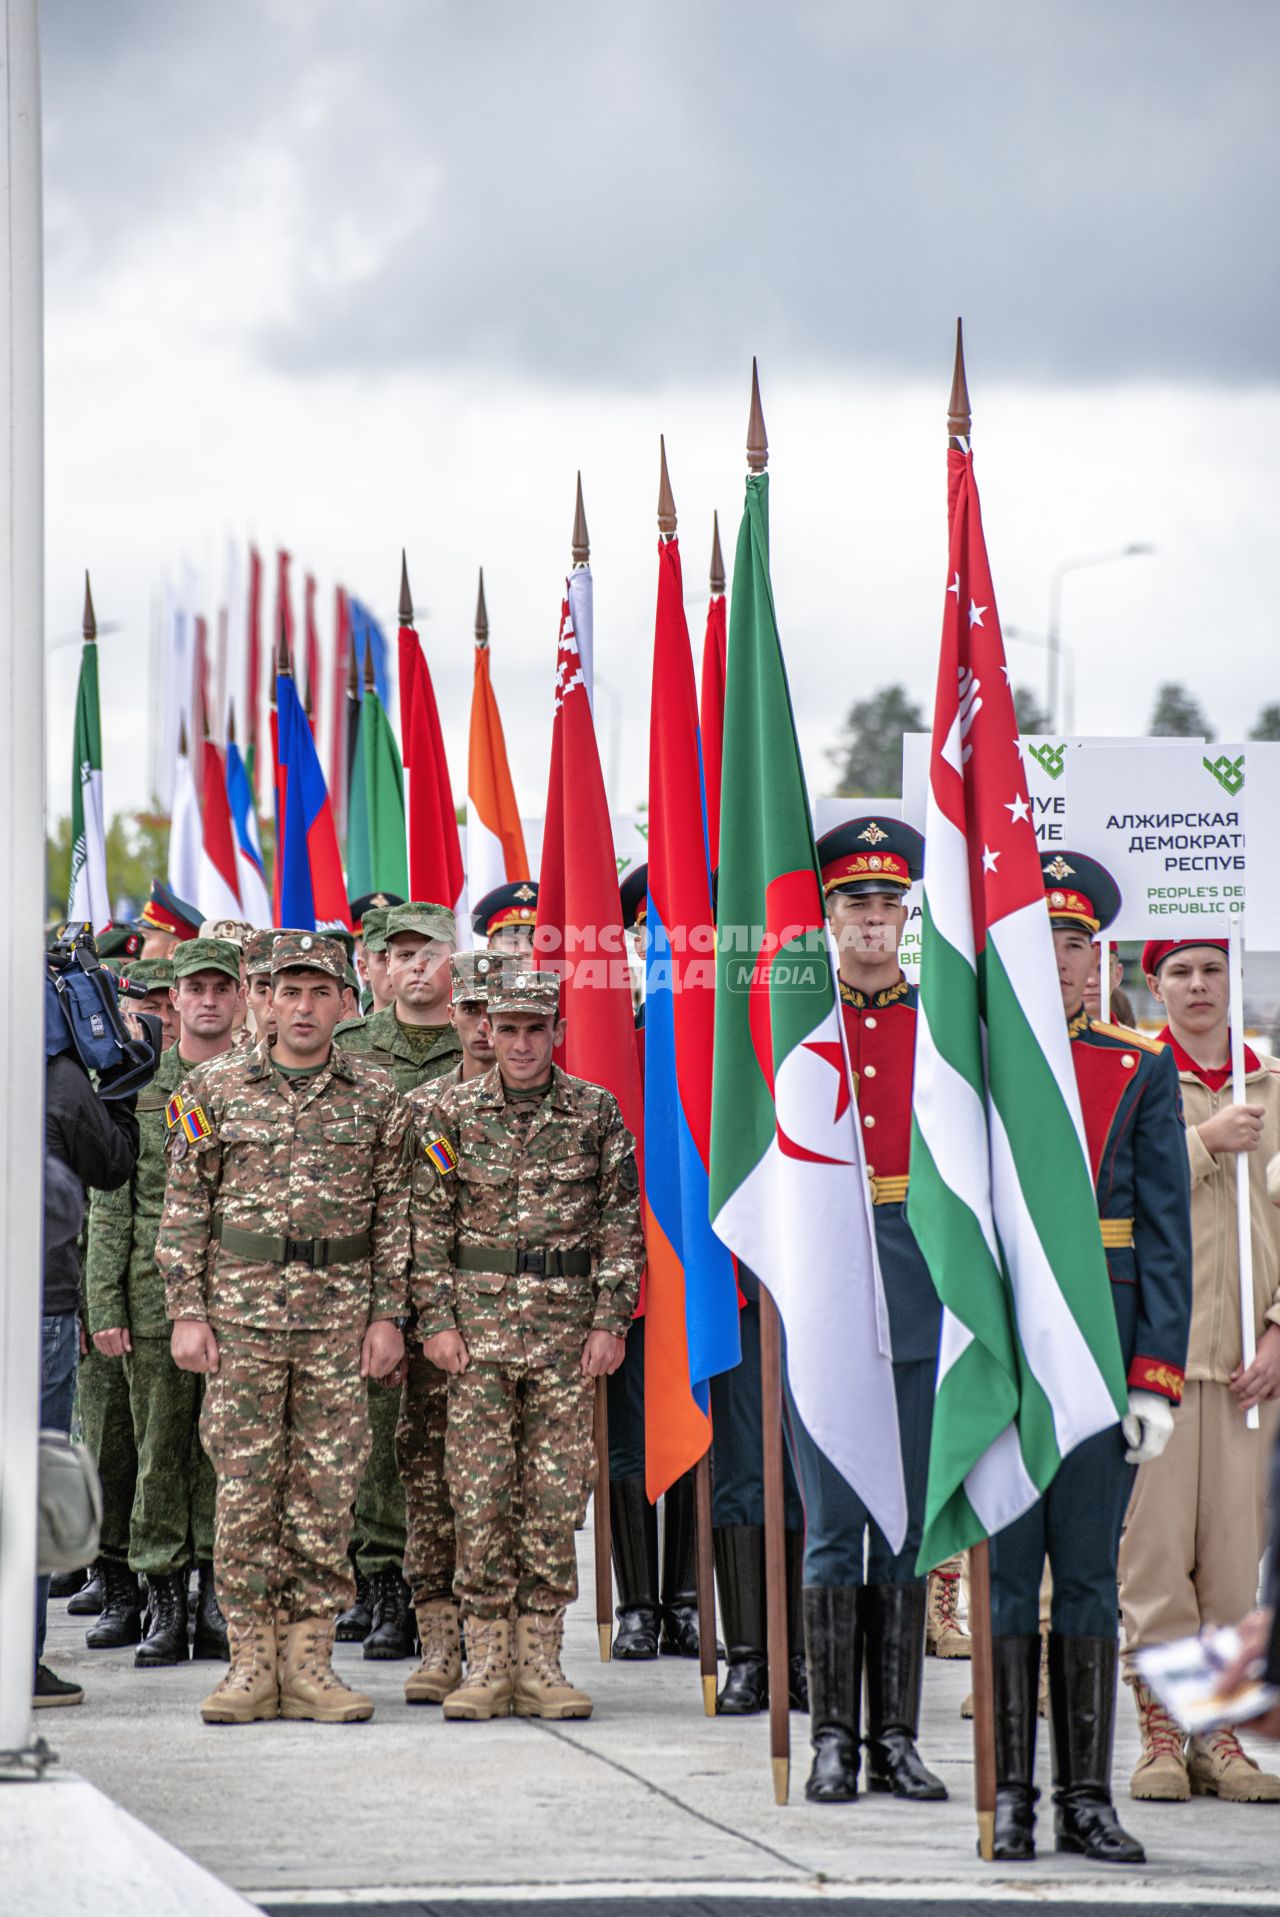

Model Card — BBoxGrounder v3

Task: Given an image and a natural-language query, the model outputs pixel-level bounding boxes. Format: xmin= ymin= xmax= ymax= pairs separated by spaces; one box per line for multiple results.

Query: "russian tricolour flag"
xmin=276 ymin=671 xmax=351 ymax=932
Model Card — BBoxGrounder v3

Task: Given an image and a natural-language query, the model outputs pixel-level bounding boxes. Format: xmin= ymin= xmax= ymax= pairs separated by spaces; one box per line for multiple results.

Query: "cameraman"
xmin=37 ymin=980 xmax=144 ymax=1707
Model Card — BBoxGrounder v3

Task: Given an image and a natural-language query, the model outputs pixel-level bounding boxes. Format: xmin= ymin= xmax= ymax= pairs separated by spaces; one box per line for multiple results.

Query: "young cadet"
xmin=472 ymin=880 xmax=539 ymax=957
xmin=1119 ymin=938 xmax=1280 ymax=1803
xmin=157 ymin=932 xmax=410 ymax=1725
xmin=988 ymin=853 xmax=1192 ymax=1865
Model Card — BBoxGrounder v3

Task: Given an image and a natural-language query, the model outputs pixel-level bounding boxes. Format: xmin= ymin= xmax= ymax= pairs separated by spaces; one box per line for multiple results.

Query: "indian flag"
xmin=709 ymin=469 xmax=906 ymax=1546
xmin=909 ymin=433 xmax=1127 ymax=1571
xmin=466 ymin=568 xmax=530 ymax=904
xmin=68 ymin=609 xmax=110 ymax=931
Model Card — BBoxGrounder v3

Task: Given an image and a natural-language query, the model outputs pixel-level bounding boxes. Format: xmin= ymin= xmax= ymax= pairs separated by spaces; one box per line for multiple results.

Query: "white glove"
xmin=1122 ymin=1389 xmax=1175 ymax=1464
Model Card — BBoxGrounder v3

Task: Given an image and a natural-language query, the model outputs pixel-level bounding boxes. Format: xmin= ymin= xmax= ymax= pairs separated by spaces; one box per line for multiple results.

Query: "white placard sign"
xmin=899 ymin=734 xmax=1181 ymax=845
xmin=1068 ymin=743 xmax=1248 ymax=939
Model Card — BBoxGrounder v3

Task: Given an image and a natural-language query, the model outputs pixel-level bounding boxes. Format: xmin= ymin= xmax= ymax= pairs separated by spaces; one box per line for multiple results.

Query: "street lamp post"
xmin=1046 ymin=544 xmax=1155 ymax=732
xmin=1005 ymin=625 xmax=1077 ymax=734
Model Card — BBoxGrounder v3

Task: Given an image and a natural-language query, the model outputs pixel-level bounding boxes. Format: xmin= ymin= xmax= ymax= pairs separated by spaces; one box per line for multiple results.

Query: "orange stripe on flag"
xmin=468 ymin=644 xmax=529 ymax=882
xmin=643 ymin=1205 xmax=712 ymax=1501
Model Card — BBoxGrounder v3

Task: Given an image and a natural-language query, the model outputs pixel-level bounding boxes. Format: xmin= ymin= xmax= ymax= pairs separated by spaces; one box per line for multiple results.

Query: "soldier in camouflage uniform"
xmin=335 ymin=901 xmax=461 ymax=1657
xmin=413 ymin=961 xmax=644 ymax=1723
xmin=243 ymin=929 xmax=279 ymax=1041
xmin=398 ymin=950 xmax=498 ymax=1704
xmin=156 ymin=932 xmax=410 ymax=1725
xmin=86 ymin=939 xmax=243 ymax=1667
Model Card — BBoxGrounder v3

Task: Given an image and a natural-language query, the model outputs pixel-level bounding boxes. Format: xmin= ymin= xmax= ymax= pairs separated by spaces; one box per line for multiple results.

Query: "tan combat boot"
xmin=1188 ymin=1727 xmax=1280 ymax=1801
xmin=512 ymin=1612 xmax=593 ymax=1720
xmin=442 ymin=1616 xmax=513 ymax=1721
xmin=405 ymin=1600 xmax=462 ymax=1705
xmin=1129 ymin=1676 xmax=1190 ymax=1801
xmin=926 ymin=1558 xmax=970 ymax=1659
xmin=279 ymin=1618 xmax=373 ymax=1723
xmin=200 ymin=1622 xmax=278 ymax=1724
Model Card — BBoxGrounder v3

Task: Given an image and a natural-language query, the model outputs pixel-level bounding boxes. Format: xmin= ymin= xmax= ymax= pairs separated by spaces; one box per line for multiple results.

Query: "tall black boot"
xmin=714 ymin=1525 xmax=767 ymax=1714
xmin=611 ymin=1474 xmax=660 ymax=1659
xmin=135 ymin=1572 xmax=190 ymax=1667
xmin=864 ymin=1584 xmax=947 ymax=1799
xmin=658 ymin=1472 xmax=700 ymax=1658
xmin=192 ymin=1562 xmax=230 ymax=1661
xmin=991 ymin=1633 xmax=1040 ymax=1860
xmin=803 ymin=1585 xmax=862 ymax=1802
xmin=67 ymin=1561 xmax=105 ymax=1616
xmin=786 ymin=1530 xmax=809 ymax=1711
xmin=335 ymin=1557 xmax=373 ymax=1642
xmin=363 ymin=1567 xmax=418 ymax=1660
xmin=1049 ymin=1634 xmax=1145 ymax=1863
xmin=85 ymin=1560 xmax=143 ymax=1649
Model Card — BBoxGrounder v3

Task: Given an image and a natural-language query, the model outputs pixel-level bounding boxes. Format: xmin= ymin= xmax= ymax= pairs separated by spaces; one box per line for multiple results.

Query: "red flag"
xmin=198 ymin=735 xmax=243 ymax=919
xmin=303 ymin=572 xmax=320 ymax=739
xmin=246 ymin=546 xmax=263 ymax=799
xmin=699 ymin=580 xmax=727 ymax=869
xmin=399 ymin=619 xmax=464 ymax=913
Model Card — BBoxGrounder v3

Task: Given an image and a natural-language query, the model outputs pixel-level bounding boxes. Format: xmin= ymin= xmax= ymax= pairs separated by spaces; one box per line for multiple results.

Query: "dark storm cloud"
xmin=42 ymin=0 xmax=1280 ymax=387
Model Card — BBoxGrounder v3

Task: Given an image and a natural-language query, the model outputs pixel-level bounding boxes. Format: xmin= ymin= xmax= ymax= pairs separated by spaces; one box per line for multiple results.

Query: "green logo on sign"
xmin=1026 ymin=742 xmax=1066 ymax=781
xmin=1203 ymin=753 xmax=1245 ymax=797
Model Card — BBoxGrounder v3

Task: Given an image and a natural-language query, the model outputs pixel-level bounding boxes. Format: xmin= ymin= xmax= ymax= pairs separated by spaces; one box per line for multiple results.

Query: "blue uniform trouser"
xmin=607 ymin=1315 xmax=646 ymax=1480
xmin=784 ymin=1356 xmax=934 ymax=1587
xmin=989 ymin=1421 xmax=1134 ymax=1638
xmin=35 ymin=1311 xmax=80 ymax=1664
xmin=709 ymin=1295 xmax=803 ymax=1530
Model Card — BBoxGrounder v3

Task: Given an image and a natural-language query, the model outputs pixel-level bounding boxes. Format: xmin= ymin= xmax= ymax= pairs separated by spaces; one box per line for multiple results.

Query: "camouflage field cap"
xmin=270 ymin=931 xmax=347 ymax=980
xmin=199 ymin=917 xmax=254 ymax=947
xmin=450 ymin=950 xmax=497 ymax=1004
xmin=384 ymin=902 xmax=456 ymax=946
xmin=360 ymin=906 xmax=392 ymax=954
xmin=343 ymin=964 xmax=361 ymax=995
xmin=121 ymin=956 xmax=177 ymax=989
xmin=486 ymin=961 xmax=562 ymax=1019
xmin=242 ymin=929 xmax=280 ymax=977
xmin=173 ymin=938 xmax=242 ymax=983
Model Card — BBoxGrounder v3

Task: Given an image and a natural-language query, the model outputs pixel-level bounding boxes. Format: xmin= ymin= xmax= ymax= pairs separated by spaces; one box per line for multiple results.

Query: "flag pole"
xmin=743 ymin=359 xmax=790 ymax=1805
xmin=1227 ymin=917 xmax=1259 ymax=1432
xmin=949 ymin=318 xmax=997 ymax=1862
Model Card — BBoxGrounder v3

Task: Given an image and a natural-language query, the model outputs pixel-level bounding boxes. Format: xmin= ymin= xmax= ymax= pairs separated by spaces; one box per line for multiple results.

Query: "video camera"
xmin=46 ymin=924 xmax=162 ymax=1100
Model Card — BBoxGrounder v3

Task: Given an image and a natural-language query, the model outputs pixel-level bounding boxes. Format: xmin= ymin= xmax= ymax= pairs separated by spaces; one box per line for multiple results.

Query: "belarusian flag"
xmin=909 ymin=428 xmax=1127 ymax=1571
xmin=708 ymin=470 xmax=905 ymax=1543
xmin=68 ymin=577 xmax=110 ymax=931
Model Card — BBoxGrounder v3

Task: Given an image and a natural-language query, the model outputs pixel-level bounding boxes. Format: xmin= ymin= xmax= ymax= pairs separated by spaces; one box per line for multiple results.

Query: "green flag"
xmin=68 ymin=639 xmax=109 ymax=929
xmin=346 ymin=687 xmax=408 ymax=901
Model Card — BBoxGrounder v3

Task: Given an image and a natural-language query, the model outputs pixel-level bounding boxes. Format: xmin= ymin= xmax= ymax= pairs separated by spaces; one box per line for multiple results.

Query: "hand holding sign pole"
xmin=1227 ymin=917 xmax=1260 ymax=1433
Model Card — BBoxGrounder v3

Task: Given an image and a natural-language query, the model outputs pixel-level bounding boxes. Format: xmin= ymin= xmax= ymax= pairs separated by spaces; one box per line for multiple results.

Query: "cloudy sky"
xmin=40 ymin=0 xmax=1280 ymax=827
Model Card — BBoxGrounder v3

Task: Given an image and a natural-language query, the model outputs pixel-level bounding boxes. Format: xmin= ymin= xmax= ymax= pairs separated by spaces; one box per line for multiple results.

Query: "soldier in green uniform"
xmin=398 ymin=949 xmax=498 ymax=1705
xmin=86 ymin=938 xmax=242 ymax=1665
xmin=156 ymin=931 xmax=410 ymax=1725
xmin=335 ymin=901 xmax=462 ymax=1655
xmin=351 ymin=893 xmax=402 ymax=1015
xmin=412 ymin=961 xmax=644 ymax=1723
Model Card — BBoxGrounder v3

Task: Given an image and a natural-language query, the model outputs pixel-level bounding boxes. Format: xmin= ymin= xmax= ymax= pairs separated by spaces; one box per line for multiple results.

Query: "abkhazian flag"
xmin=708 ymin=470 xmax=906 ymax=1544
xmin=908 ymin=437 xmax=1127 ymax=1571
xmin=68 ymin=636 xmax=110 ymax=930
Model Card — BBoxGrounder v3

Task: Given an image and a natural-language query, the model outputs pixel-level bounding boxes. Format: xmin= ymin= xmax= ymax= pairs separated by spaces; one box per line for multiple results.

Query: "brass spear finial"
xmin=709 ymin=511 xmax=725 ymax=595
xmin=399 ymin=550 xmax=413 ymax=625
xmin=178 ymin=716 xmax=189 ymax=757
xmin=571 ymin=471 xmax=590 ymax=566
xmin=346 ymin=634 xmax=359 ymax=696
xmin=82 ymin=571 xmax=97 ymax=643
xmin=948 ymin=317 xmax=972 ymax=444
xmin=657 ymin=434 xmax=677 ymax=538
xmin=227 ymin=702 xmax=237 ymax=746
xmin=276 ymin=604 xmax=292 ymax=676
xmin=475 ymin=568 xmax=489 ymax=649
xmin=363 ymin=634 xmax=377 ymax=695
xmin=746 ymin=357 xmax=768 ymax=473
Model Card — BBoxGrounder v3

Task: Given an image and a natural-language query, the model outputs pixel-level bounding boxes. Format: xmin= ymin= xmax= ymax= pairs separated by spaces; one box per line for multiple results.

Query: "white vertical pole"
xmin=1098 ymin=936 xmax=1112 ymax=1023
xmin=0 ymin=0 xmax=47 ymax=1763
xmin=1227 ymin=917 xmax=1259 ymax=1433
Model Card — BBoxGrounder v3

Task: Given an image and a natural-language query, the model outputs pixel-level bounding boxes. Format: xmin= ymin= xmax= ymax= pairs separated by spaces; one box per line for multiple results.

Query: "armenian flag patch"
xmin=422 ymin=1135 xmax=458 ymax=1176
xmin=165 ymin=1095 xmax=211 ymax=1144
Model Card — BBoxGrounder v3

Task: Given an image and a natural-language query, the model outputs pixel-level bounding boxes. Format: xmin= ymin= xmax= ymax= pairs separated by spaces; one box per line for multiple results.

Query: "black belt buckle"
xmin=285 ymin=1236 xmax=317 ymax=1267
xmin=519 ymin=1248 xmax=545 ymax=1276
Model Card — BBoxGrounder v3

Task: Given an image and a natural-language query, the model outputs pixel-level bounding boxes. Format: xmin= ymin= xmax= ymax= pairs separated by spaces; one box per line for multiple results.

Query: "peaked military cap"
xmin=349 ymin=890 xmax=404 ymax=929
xmin=486 ymin=961 xmax=562 ymax=1019
xmin=471 ymin=880 xmax=539 ymax=939
xmin=173 ymin=937 xmax=242 ymax=983
xmin=1041 ymin=850 xmax=1121 ymax=934
xmin=198 ymin=917 xmax=253 ymax=947
xmin=619 ymin=864 xmax=649 ymax=931
xmin=817 ymin=818 xmax=924 ymax=896
xmin=451 ymin=950 xmax=497 ymax=1004
xmin=385 ymin=902 xmax=456 ymax=945
xmin=138 ymin=881 xmax=202 ymax=941
xmin=270 ymin=932 xmax=347 ymax=979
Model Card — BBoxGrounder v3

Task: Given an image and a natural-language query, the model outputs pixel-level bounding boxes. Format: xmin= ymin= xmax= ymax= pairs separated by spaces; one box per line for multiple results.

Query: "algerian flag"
xmin=347 ymin=685 xmax=409 ymax=902
xmin=909 ymin=438 xmax=1127 ymax=1571
xmin=708 ymin=471 xmax=906 ymax=1545
xmin=68 ymin=638 xmax=110 ymax=930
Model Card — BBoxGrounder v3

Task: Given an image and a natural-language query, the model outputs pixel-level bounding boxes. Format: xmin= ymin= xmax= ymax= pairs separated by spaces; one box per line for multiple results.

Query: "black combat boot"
xmin=135 ymin=1572 xmax=190 ymax=1667
xmin=658 ymin=1472 xmax=700 ymax=1658
xmin=803 ymin=1585 xmax=862 ymax=1802
xmin=1049 ymin=1634 xmax=1145 ymax=1863
xmin=335 ymin=1562 xmax=374 ymax=1642
xmin=611 ymin=1475 xmax=660 ymax=1658
xmin=192 ymin=1562 xmax=230 ymax=1661
xmin=85 ymin=1560 xmax=143 ymax=1649
xmin=713 ymin=1526 xmax=768 ymax=1714
xmin=49 ymin=1567 xmax=89 ymax=1600
xmin=864 ymin=1584 xmax=947 ymax=1799
xmin=363 ymin=1567 xmax=418 ymax=1660
xmin=66 ymin=1562 xmax=105 ymax=1616
xmin=991 ymin=1633 xmax=1041 ymax=1860
xmin=786 ymin=1530 xmax=809 ymax=1711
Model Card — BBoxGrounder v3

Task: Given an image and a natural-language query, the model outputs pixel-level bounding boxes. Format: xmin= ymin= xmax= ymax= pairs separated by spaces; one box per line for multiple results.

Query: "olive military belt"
xmin=452 ymin=1244 xmax=593 ymax=1278
xmin=866 ymin=1176 xmax=1135 ymax=1248
xmin=211 ymin=1217 xmax=373 ymax=1267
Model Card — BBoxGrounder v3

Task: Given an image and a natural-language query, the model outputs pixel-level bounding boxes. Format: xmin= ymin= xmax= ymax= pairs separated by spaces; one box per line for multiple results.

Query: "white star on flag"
xmin=948 ymin=572 xmax=961 ymax=599
xmin=981 ymin=844 xmax=1001 ymax=873
xmin=968 ymin=600 xmax=987 ymax=627
xmin=1004 ymin=794 xmax=1030 ymax=823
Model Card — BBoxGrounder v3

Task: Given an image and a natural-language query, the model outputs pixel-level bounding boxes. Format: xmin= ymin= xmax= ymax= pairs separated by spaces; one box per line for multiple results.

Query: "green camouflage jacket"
xmin=85 ymin=1043 xmax=202 ymax=1337
xmin=156 ymin=1038 xmax=412 ymax=1331
xmin=410 ymin=1064 xmax=643 ymax=1361
xmin=336 ymin=1006 xmax=462 ymax=1095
